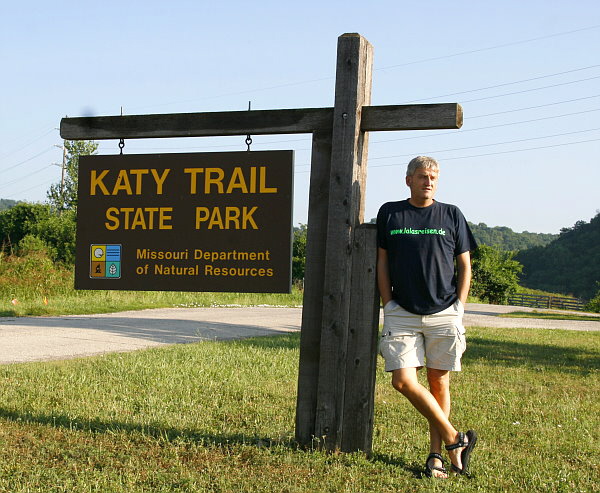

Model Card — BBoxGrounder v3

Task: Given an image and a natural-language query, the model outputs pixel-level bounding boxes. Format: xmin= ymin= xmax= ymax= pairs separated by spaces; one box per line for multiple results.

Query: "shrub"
xmin=471 ymin=245 xmax=523 ymax=305
xmin=585 ymin=287 xmax=600 ymax=313
xmin=17 ymin=234 xmax=53 ymax=257
xmin=0 ymin=202 xmax=51 ymax=254
xmin=29 ymin=209 xmax=77 ymax=264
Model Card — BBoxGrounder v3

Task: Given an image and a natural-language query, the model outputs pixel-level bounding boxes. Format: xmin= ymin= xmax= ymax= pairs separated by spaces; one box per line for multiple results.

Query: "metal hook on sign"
xmin=118 ymin=106 xmax=125 ymax=155
xmin=245 ymin=101 xmax=252 ymax=151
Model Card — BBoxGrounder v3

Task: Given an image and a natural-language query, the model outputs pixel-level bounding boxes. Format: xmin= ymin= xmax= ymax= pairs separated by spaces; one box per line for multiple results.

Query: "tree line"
xmin=0 ymin=199 xmax=18 ymax=212
xmin=516 ymin=213 xmax=600 ymax=301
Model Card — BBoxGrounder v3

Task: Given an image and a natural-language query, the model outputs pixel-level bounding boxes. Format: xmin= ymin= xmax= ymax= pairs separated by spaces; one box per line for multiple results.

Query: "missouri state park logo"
xmin=90 ymin=244 xmax=122 ymax=279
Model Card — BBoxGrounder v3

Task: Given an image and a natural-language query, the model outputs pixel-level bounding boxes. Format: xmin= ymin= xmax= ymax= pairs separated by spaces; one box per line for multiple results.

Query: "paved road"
xmin=0 ymin=303 xmax=598 ymax=364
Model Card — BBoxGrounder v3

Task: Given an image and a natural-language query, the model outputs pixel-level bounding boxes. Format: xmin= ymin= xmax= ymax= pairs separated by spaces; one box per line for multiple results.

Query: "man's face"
xmin=406 ymin=167 xmax=439 ymax=203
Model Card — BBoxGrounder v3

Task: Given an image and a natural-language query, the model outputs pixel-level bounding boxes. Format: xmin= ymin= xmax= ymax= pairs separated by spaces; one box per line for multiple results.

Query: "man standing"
xmin=376 ymin=156 xmax=478 ymax=478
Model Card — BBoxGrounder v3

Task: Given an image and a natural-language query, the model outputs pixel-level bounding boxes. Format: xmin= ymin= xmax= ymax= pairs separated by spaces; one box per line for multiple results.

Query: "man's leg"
xmin=391 ymin=368 xmax=468 ymax=471
xmin=427 ymin=368 xmax=451 ymax=477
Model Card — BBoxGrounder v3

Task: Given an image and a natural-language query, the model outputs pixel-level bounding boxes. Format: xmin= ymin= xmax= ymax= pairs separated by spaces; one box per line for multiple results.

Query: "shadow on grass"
xmin=370 ymin=452 xmax=423 ymax=478
xmin=0 ymin=406 xmax=426 ymax=478
xmin=464 ymin=336 xmax=599 ymax=375
xmin=0 ymin=406 xmax=298 ymax=451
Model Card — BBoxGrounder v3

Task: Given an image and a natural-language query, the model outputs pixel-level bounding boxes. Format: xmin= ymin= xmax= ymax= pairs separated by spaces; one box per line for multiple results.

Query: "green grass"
xmin=0 ymin=289 xmax=304 ymax=317
xmin=499 ymin=311 xmax=600 ymax=322
xmin=0 ymin=327 xmax=598 ymax=492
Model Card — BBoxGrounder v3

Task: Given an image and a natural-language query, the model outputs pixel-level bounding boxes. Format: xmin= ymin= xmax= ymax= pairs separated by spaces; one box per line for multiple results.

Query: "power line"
xmin=458 ymin=75 xmax=600 ymax=104
xmin=294 ymin=136 xmax=600 ymax=173
xmin=469 ymin=94 xmax=600 ymax=118
xmin=377 ymin=24 xmax=600 ymax=71
xmin=400 ymin=65 xmax=600 ymax=104
xmin=368 ymin=127 xmax=600 ymax=161
xmin=295 ymin=137 xmax=600 ymax=174
xmin=0 ymin=127 xmax=57 ymax=160
xmin=294 ymin=126 xmax=600 ymax=170
xmin=0 ymin=166 xmax=50 ymax=192
xmin=0 ymin=147 xmax=54 ymax=175
xmin=368 ymin=138 xmax=600 ymax=169
xmin=370 ymin=107 xmax=600 ymax=145
xmin=131 ymin=25 xmax=600 ymax=112
xmin=3 ymin=179 xmax=54 ymax=200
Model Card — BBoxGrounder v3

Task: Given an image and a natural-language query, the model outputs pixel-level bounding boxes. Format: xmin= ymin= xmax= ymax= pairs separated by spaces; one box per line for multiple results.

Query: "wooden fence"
xmin=507 ymin=293 xmax=586 ymax=311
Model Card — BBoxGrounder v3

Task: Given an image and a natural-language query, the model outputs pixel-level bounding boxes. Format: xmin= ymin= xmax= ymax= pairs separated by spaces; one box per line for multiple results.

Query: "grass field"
xmin=0 ymin=326 xmax=598 ymax=492
xmin=0 ymin=289 xmax=304 ymax=317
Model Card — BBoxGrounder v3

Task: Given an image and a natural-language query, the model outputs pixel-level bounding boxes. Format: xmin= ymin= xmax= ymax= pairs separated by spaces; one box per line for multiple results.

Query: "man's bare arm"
xmin=377 ymin=247 xmax=393 ymax=306
xmin=456 ymin=251 xmax=472 ymax=305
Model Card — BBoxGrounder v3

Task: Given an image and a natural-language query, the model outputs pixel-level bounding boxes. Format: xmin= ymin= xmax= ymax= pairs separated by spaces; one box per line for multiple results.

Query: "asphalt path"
xmin=0 ymin=303 xmax=598 ymax=364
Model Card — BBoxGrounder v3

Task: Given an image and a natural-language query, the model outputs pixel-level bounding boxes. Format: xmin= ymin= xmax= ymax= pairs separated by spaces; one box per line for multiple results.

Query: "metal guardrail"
xmin=507 ymin=293 xmax=586 ymax=311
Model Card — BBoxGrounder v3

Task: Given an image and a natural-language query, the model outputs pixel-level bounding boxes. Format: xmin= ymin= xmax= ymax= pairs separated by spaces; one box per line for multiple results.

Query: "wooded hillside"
xmin=0 ymin=199 xmax=18 ymax=211
xmin=468 ymin=222 xmax=557 ymax=251
xmin=516 ymin=213 xmax=600 ymax=300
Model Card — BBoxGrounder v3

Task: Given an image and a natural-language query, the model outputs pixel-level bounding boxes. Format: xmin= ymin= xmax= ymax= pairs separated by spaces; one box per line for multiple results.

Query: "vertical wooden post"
xmin=313 ymin=33 xmax=374 ymax=451
xmin=296 ymin=131 xmax=333 ymax=446
xmin=341 ymin=224 xmax=380 ymax=455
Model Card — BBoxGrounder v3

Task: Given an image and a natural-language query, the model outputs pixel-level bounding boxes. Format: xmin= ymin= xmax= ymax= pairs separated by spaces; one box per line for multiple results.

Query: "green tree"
xmin=47 ymin=140 xmax=98 ymax=212
xmin=28 ymin=210 xmax=77 ymax=264
xmin=0 ymin=202 xmax=51 ymax=254
xmin=471 ymin=245 xmax=522 ymax=305
xmin=292 ymin=224 xmax=308 ymax=283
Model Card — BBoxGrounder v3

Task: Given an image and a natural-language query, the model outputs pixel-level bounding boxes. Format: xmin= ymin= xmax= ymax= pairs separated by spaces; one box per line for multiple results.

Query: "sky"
xmin=1 ymin=0 xmax=599 ymax=234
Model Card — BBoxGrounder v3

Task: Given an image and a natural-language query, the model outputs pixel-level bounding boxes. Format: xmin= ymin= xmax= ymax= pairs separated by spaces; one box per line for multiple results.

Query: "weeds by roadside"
xmin=0 ymin=252 xmax=302 ymax=316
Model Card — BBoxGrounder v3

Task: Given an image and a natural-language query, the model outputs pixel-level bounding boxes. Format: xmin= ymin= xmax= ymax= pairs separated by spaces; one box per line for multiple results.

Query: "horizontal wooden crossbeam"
xmin=60 ymin=103 xmax=462 ymax=140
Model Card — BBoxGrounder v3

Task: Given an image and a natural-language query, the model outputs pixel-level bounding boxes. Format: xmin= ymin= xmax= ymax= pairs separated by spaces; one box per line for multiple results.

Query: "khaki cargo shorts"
xmin=379 ymin=299 xmax=466 ymax=372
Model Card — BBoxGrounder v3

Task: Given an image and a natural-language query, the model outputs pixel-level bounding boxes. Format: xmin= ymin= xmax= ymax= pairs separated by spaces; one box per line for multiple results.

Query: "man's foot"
xmin=424 ymin=453 xmax=448 ymax=479
xmin=445 ymin=430 xmax=477 ymax=475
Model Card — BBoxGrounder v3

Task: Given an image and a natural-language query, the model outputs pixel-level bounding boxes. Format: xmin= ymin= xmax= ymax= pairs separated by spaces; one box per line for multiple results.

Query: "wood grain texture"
xmin=295 ymin=131 xmax=332 ymax=447
xmin=341 ymin=224 xmax=380 ymax=454
xmin=59 ymin=104 xmax=462 ymax=140
xmin=313 ymin=33 xmax=373 ymax=451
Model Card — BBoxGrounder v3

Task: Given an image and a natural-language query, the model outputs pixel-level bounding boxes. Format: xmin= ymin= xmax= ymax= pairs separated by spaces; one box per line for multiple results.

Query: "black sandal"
xmin=445 ymin=430 xmax=477 ymax=475
xmin=424 ymin=452 xmax=448 ymax=478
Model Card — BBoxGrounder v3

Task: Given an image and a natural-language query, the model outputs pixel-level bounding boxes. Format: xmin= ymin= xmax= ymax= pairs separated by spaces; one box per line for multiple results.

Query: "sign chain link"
xmin=245 ymin=101 xmax=252 ymax=151
xmin=119 ymin=106 xmax=125 ymax=155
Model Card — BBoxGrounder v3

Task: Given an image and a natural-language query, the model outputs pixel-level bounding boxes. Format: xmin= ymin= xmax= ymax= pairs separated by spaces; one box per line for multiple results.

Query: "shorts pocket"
xmin=383 ymin=300 xmax=398 ymax=311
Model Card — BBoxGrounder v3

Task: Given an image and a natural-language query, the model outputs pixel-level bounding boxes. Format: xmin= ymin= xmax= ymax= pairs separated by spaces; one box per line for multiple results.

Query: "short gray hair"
xmin=406 ymin=156 xmax=439 ymax=177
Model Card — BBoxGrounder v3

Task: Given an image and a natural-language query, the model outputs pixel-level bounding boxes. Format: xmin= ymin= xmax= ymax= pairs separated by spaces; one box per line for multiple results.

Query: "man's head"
xmin=406 ymin=156 xmax=439 ymax=207
xmin=406 ymin=156 xmax=439 ymax=178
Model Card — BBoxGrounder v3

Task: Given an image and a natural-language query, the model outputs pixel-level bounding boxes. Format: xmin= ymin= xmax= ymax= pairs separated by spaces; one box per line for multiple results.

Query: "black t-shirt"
xmin=377 ymin=199 xmax=477 ymax=315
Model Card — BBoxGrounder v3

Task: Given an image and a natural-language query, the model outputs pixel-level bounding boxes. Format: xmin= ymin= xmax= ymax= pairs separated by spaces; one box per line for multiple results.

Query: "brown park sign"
xmin=75 ymin=150 xmax=294 ymax=293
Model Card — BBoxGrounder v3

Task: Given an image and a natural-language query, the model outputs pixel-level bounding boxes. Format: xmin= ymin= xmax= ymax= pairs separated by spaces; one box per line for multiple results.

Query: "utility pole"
xmin=52 ymin=140 xmax=68 ymax=214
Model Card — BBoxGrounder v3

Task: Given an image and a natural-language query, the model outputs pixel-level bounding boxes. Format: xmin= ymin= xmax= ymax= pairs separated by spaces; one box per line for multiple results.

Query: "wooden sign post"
xmin=61 ymin=33 xmax=463 ymax=455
